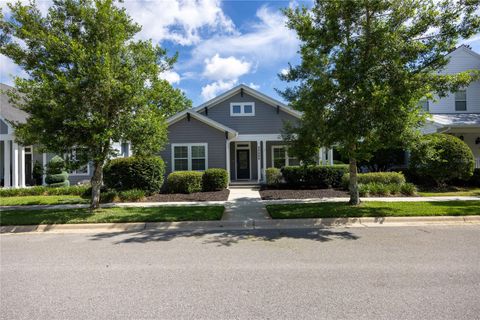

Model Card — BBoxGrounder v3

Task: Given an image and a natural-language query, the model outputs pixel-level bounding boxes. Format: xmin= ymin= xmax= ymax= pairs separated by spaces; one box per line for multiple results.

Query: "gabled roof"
xmin=449 ymin=45 xmax=480 ymax=60
xmin=192 ymin=84 xmax=303 ymax=118
xmin=0 ymin=83 xmax=28 ymax=125
xmin=167 ymin=110 xmax=238 ymax=139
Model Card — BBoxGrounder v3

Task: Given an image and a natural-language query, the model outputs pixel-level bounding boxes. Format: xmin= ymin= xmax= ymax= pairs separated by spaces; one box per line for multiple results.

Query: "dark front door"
xmin=236 ymin=149 xmax=250 ymax=180
xmin=25 ymin=154 xmax=34 ymax=186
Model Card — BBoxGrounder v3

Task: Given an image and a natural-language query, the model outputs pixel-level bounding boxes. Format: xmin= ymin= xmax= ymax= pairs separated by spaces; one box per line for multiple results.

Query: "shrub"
xmin=281 ymin=165 xmax=348 ymax=188
xmin=409 ymin=133 xmax=474 ymax=186
xmin=103 ymin=156 xmax=165 ymax=193
xmin=357 ymin=182 xmax=417 ymax=197
xmin=0 ymin=185 xmax=88 ymax=197
xmin=167 ymin=171 xmax=203 ymax=194
xmin=266 ymin=167 xmax=282 ymax=187
xmin=81 ymin=186 xmax=117 ymax=203
xmin=32 ymin=161 xmax=43 ymax=185
xmin=202 ymin=168 xmax=228 ymax=191
xmin=400 ymin=183 xmax=417 ymax=196
xmin=118 ymin=189 xmax=146 ymax=202
xmin=45 ymin=156 xmax=69 ymax=187
xmin=342 ymin=172 xmax=406 ymax=189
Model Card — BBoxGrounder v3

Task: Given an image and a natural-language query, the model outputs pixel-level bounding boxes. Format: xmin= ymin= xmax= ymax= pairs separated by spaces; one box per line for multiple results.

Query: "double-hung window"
xmin=230 ymin=102 xmax=255 ymax=116
xmin=172 ymin=143 xmax=208 ymax=171
xmin=67 ymin=148 xmax=89 ymax=175
xmin=455 ymin=90 xmax=467 ymax=111
xmin=272 ymin=146 xmax=300 ymax=168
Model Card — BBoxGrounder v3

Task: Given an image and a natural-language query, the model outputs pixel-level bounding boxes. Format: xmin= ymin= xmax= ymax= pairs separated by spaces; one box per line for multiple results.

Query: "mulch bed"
xmin=259 ymin=188 xmax=349 ymax=200
xmin=143 ymin=189 xmax=230 ymax=202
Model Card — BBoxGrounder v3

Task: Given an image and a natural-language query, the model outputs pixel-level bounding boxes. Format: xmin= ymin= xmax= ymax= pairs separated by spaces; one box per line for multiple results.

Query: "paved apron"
xmin=222 ymin=187 xmax=270 ymax=221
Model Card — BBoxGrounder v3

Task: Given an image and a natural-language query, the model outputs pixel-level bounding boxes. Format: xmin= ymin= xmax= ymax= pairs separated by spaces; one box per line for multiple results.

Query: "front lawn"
xmin=418 ymin=187 xmax=480 ymax=197
xmin=266 ymin=201 xmax=480 ymax=219
xmin=0 ymin=206 xmax=224 ymax=225
xmin=0 ymin=195 xmax=87 ymax=206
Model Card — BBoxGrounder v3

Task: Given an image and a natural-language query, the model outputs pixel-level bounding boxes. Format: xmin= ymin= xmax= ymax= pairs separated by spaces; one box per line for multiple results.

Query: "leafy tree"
xmin=409 ymin=133 xmax=474 ymax=186
xmin=281 ymin=0 xmax=480 ymax=204
xmin=0 ymin=0 xmax=191 ymax=209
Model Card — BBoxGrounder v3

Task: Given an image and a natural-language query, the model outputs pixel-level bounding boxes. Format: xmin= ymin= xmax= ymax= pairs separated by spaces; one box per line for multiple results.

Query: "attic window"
xmin=230 ymin=102 xmax=255 ymax=116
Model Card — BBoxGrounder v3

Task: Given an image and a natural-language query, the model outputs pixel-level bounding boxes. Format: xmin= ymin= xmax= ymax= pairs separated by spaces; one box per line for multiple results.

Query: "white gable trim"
xmin=192 ymin=84 xmax=303 ymax=119
xmin=167 ymin=110 xmax=238 ymax=138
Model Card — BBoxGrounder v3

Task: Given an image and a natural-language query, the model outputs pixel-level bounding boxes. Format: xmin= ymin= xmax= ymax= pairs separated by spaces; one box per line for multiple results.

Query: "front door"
xmin=236 ymin=149 xmax=250 ymax=180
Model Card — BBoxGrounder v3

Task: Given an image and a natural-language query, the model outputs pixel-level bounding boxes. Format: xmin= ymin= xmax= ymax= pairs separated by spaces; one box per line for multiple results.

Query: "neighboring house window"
xmin=121 ymin=142 xmax=130 ymax=157
xmin=230 ymin=102 xmax=255 ymax=116
xmin=455 ymin=90 xmax=467 ymax=111
xmin=172 ymin=143 xmax=208 ymax=171
xmin=67 ymin=149 xmax=89 ymax=175
xmin=272 ymin=146 xmax=300 ymax=168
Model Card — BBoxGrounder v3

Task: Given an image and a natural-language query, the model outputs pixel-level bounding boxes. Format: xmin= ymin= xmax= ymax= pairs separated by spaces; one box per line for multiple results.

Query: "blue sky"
xmin=1 ymin=0 xmax=479 ymax=106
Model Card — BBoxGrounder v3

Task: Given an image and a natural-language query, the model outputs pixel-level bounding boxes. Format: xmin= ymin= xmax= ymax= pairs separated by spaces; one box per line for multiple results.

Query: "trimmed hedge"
xmin=342 ymin=172 xmax=406 ymax=188
xmin=0 ymin=185 xmax=88 ymax=197
xmin=266 ymin=167 xmax=282 ymax=186
xmin=202 ymin=168 xmax=228 ymax=192
xmin=167 ymin=171 xmax=203 ymax=194
xmin=358 ymin=182 xmax=417 ymax=197
xmin=118 ymin=189 xmax=146 ymax=202
xmin=281 ymin=165 xmax=348 ymax=188
xmin=45 ymin=172 xmax=69 ymax=184
xmin=46 ymin=156 xmax=69 ymax=187
xmin=103 ymin=156 xmax=165 ymax=193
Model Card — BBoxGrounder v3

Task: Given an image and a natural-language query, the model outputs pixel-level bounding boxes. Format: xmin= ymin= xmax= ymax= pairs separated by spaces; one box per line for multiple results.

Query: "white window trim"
xmin=271 ymin=145 xmax=299 ymax=168
xmin=230 ymin=102 xmax=255 ymax=117
xmin=171 ymin=143 xmax=208 ymax=172
xmin=66 ymin=149 xmax=90 ymax=176
xmin=234 ymin=141 xmax=252 ymax=180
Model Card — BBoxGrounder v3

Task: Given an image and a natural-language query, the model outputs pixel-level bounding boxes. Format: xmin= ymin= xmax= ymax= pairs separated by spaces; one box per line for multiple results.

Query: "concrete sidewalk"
xmin=222 ymin=187 xmax=270 ymax=221
xmin=2 ymin=215 xmax=480 ymax=234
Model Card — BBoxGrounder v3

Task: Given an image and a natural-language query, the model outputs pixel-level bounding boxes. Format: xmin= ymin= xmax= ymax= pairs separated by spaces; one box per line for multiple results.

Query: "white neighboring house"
xmin=421 ymin=45 xmax=480 ymax=168
xmin=0 ymin=83 xmax=131 ymax=188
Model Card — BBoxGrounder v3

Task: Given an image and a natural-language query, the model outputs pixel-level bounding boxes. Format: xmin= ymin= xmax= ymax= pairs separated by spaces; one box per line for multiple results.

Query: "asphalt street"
xmin=1 ymin=225 xmax=479 ymax=320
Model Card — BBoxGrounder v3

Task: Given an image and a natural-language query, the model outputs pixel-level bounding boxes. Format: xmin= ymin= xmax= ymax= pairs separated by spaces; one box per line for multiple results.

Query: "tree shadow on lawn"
xmin=89 ymin=228 xmax=360 ymax=247
xmin=426 ymin=201 xmax=480 ymax=216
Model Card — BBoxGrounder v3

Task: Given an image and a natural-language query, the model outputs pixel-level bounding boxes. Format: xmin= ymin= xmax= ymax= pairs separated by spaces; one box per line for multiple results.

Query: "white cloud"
xmin=248 ymin=82 xmax=260 ymax=90
xmin=280 ymin=68 xmax=289 ymax=76
xmin=0 ymin=55 xmax=27 ymax=85
xmin=121 ymin=0 xmax=236 ymax=45
xmin=201 ymin=79 xmax=237 ymax=100
xmin=203 ymin=54 xmax=251 ymax=81
xmin=159 ymin=70 xmax=181 ymax=84
xmin=190 ymin=6 xmax=299 ymax=67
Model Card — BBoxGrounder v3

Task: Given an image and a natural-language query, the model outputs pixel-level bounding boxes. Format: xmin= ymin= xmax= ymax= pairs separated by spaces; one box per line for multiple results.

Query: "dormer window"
xmin=230 ymin=102 xmax=255 ymax=116
xmin=455 ymin=90 xmax=467 ymax=111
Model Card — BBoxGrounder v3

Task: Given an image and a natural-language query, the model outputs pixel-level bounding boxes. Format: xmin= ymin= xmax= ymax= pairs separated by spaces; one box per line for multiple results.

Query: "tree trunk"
xmin=349 ymin=158 xmax=360 ymax=205
xmin=90 ymin=161 xmax=103 ymax=210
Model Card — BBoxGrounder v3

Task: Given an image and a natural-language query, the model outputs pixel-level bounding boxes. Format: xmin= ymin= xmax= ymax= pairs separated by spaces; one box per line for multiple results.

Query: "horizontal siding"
xmin=199 ymin=92 xmax=300 ymax=134
xmin=430 ymin=48 xmax=480 ymax=114
xmin=161 ymin=117 xmax=227 ymax=176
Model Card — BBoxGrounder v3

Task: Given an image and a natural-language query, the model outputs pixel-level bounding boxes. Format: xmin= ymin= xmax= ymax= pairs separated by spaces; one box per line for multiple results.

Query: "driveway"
xmin=1 ymin=225 xmax=479 ymax=319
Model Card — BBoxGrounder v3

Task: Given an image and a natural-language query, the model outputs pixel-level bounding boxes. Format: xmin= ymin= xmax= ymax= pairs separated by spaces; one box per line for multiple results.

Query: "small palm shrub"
xmin=342 ymin=172 xmax=406 ymax=188
xmin=266 ymin=167 xmax=282 ymax=187
xmin=118 ymin=189 xmax=146 ymax=202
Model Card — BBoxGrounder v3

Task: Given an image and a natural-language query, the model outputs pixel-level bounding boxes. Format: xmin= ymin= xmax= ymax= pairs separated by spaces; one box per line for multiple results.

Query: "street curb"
xmin=1 ymin=216 xmax=479 ymax=234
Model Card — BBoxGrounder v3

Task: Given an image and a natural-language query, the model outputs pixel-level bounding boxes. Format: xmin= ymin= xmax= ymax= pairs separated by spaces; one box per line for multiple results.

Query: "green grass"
xmin=0 ymin=195 xmax=87 ymax=206
xmin=0 ymin=206 xmax=224 ymax=226
xmin=418 ymin=187 xmax=480 ymax=197
xmin=266 ymin=201 xmax=480 ymax=219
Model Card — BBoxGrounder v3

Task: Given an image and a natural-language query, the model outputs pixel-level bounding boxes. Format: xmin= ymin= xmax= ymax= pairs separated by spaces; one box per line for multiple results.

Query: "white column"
xmin=19 ymin=146 xmax=25 ymax=187
xmin=4 ymin=140 xmax=11 ymax=187
xmin=225 ymin=140 xmax=231 ymax=183
xmin=328 ymin=148 xmax=334 ymax=166
xmin=42 ymin=153 xmax=47 ymax=185
xmin=12 ymin=142 xmax=18 ymax=188
xmin=319 ymin=147 xmax=325 ymax=165
xmin=262 ymin=140 xmax=267 ymax=182
xmin=257 ymin=140 xmax=261 ymax=183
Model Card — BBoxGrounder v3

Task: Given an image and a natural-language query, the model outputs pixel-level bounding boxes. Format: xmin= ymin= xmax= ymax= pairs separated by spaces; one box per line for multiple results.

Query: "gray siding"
xmin=199 ymin=92 xmax=299 ymax=134
xmin=161 ymin=117 xmax=227 ymax=176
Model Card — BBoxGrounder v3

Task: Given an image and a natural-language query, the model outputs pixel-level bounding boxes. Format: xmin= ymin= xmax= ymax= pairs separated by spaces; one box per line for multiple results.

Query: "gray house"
xmin=161 ymin=84 xmax=334 ymax=184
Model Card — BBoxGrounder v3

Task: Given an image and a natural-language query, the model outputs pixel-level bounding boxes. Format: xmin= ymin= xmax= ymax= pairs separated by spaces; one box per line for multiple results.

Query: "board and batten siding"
xmin=198 ymin=92 xmax=300 ymax=134
xmin=161 ymin=116 xmax=227 ymax=176
xmin=430 ymin=48 xmax=480 ymax=114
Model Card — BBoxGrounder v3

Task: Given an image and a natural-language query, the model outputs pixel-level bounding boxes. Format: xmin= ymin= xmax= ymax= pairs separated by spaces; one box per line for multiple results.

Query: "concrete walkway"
xmin=222 ymin=187 xmax=270 ymax=221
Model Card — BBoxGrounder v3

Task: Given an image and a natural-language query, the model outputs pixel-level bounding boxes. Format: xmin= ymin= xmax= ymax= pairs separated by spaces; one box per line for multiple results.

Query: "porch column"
xmin=4 ymin=140 xmax=11 ymax=187
xmin=19 ymin=146 xmax=25 ymax=187
xmin=328 ymin=148 xmax=334 ymax=165
xmin=257 ymin=140 xmax=261 ymax=183
xmin=262 ymin=140 xmax=267 ymax=182
xmin=12 ymin=142 xmax=18 ymax=188
xmin=319 ymin=147 xmax=325 ymax=165
xmin=42 ymin=153 xmax=47 ymax=185
xmin=225 ymin=140 xmax=231 ymax=183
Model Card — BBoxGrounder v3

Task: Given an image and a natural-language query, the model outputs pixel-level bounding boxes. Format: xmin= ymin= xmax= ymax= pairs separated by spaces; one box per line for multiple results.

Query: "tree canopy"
xmin=0 ymin=0 xmax=191 ymax=208
xmin=281 ymin=0 xmax=480 ymax=204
